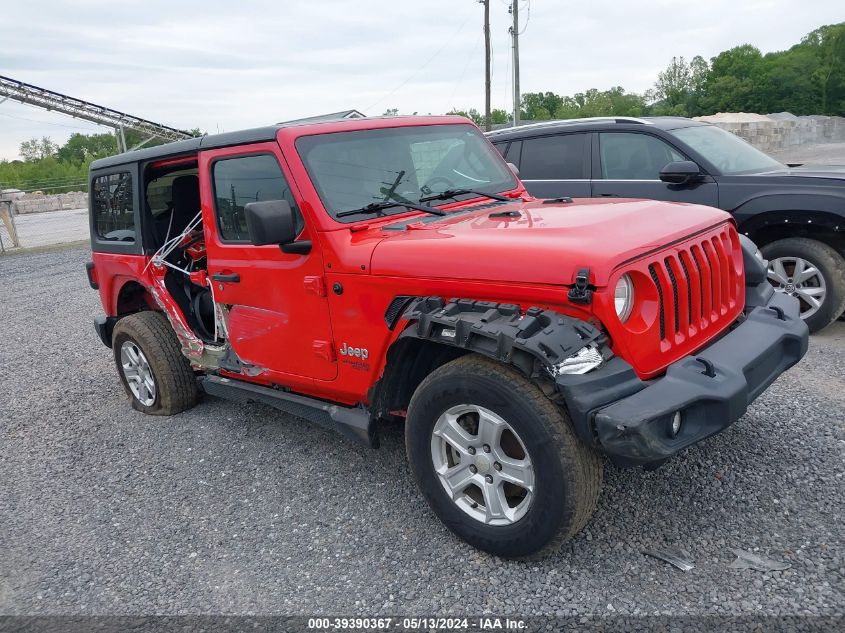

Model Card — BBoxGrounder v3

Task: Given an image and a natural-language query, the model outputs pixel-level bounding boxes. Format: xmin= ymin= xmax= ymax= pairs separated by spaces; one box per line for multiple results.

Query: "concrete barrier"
xmin=694 ymin=113 xmax=845 ymax=153
xmin=10 ymin=191 xmax=89 ymax=215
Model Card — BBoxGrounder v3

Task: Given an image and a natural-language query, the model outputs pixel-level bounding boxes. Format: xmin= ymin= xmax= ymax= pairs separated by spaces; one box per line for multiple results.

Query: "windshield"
xmin=672 ymin=124 xmax=785 ymax=175
xmin=296 ymin=124 xmax=518 ymax=221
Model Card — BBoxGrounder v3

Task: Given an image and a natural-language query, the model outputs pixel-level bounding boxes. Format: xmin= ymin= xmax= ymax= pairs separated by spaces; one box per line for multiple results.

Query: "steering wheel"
xmin=423 ymin=176 xmax=455 ymax=191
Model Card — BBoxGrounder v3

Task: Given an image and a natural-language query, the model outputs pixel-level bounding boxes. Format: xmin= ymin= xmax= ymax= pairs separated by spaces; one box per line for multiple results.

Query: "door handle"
xmin=598 ymin=193 xmax=620 ymax=197
xmin=211 ymin=272 xmax=240 ymax=283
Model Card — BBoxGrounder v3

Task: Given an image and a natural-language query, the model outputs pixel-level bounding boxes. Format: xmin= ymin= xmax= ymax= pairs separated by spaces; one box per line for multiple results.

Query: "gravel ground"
xmin=1 ymin=245 xmax=843 ymax=618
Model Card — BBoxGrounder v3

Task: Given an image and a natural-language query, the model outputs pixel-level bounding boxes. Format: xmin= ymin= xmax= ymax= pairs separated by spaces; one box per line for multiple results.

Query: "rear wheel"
xmin=405 ymin=355 xmax=602 ymax=558
xmin=112 ymin=311 xmax=199 ymax=415
xmin=761 ymin=237 xmax=845 ymax=333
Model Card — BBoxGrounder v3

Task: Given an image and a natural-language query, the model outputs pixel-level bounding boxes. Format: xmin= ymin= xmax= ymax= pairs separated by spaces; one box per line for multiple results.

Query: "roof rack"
xmin=488 ymin=116 xmax=652 ymax=134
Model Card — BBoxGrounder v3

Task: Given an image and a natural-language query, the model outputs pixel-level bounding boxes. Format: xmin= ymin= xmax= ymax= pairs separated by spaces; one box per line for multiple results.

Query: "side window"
xmin=500 ymin=140 xmax=522 ymax=166
xmin=92 ymin=172 xmax=135 ymax=242
xmin=212 ymin=154 xmax=302 ymax=242
xmin=599 ymin=132 xmax=685 ymax=180
xmin=518 ymin=134 xmax=586 ymax=180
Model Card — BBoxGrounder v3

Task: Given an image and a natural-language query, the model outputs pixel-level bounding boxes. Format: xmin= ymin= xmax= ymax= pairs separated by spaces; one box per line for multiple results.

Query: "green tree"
xmin=802 ymin=23 xmax=845 ymax=114
xmin=490 ymin=109 xmax=510 ymax=124
xmin=56 ymin=132 xmax=118 ymax=162
xmin=520 ymin=92 xmax=565 ymax=120
xmin=650 ymin=56 xmax=710 ymax=116
xmin=447 ymin=108 xmax=484 ymax=125
xmin=19 ymin=137 xmax=58 ymax=162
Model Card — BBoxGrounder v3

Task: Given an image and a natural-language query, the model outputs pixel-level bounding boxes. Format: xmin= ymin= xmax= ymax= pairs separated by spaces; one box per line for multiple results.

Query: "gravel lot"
xmin=1 ymin=245 xmax=843 ymax=618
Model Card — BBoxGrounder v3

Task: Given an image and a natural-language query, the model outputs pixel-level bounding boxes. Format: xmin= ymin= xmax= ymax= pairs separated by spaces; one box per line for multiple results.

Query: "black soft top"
xmin=89 ymin=125 xmax=284 ymax=171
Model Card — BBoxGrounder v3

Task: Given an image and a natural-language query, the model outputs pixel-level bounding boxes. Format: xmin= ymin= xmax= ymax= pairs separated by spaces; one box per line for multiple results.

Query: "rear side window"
xmin=211 ymin=154 xmax=301 ymax=242
xmin=518 ymin=134 xmax=586 ymax=180
xmin=92 ymin=172 xmax=135 ymax=242
xmin=599 ymin=132 xmax=685 ymax=180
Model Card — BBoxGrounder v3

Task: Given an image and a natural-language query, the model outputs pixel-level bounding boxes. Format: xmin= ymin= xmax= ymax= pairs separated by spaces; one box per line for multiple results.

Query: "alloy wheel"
xmin=430 ymin=404 xmax=534 ymax=526
xmin=767 ymin=256 xmax=827 ymax=320
xmin=120 ymin=340 xmax=157 ymax=407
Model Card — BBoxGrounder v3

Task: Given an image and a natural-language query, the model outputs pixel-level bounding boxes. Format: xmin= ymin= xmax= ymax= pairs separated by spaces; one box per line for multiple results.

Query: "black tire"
xmin=760 ymin=237 xmax=845 ymax=333
xmin=112 ymin=311 xmax=199 ymax=415
xmin=405 ymin=354 xmax=603 ymax=558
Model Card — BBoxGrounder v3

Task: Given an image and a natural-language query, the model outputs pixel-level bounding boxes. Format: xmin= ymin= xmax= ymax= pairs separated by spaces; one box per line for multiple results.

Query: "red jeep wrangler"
xmin=86 ymin=115 xmax=808 ymax=558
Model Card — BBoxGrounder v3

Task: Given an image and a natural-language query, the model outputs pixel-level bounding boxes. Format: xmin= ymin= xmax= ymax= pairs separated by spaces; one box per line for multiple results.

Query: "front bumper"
xmin=556 ymin=291 xmax=809 ymax=468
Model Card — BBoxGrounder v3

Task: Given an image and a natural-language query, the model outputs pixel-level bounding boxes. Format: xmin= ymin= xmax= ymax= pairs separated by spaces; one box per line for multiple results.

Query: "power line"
xmin=0 ymin=109 xmax=100 ymax=131
xmin=364 ymin=9 xmax=474 ymax=113
xmin=518 ymin=0 xmax=531 ymax=35
xmin=447 ymin=26 xmax=483 ymax=110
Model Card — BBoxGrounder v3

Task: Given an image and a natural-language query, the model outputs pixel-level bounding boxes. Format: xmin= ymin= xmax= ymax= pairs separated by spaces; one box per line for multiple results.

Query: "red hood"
xmin=370 ymin=198 xmax=733 ymax=287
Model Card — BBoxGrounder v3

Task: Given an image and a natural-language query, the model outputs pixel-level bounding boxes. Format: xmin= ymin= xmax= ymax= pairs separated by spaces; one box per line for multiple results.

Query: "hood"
xmin=759 ymin=165 xmax=845 ymax=181
xmin=370 ymin=198 xmax=732 ymax=287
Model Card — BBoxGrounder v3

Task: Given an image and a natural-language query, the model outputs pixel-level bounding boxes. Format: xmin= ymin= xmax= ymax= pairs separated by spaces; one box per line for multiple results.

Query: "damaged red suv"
xmin=86 ymin=115 xmax=808 ymax=557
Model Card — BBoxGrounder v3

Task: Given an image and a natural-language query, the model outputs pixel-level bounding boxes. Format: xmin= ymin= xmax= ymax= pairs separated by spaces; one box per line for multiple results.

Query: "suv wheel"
xmin=405 ymin=355 xmax=602 ymax=558
xmin=112 ymin=311 xmax=199 ymax=415
xmin=761 ymin=238 xmax=845 ymax=333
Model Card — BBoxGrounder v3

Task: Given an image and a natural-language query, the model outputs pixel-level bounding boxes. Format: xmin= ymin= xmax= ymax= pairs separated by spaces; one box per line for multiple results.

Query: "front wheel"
xmin=405 ymin=355 xmax=602 ymax=558
xmin=761 ymin=237 xmax=845 ymax=333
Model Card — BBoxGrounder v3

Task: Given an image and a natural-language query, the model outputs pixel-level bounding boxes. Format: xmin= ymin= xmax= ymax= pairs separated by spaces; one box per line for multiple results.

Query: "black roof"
xmin=90 ymin=110 xmax=367 ymax=171
xmin=89 ymin=125 xmax=283 ymax=171
xmin=485 ymin=116 xmax=707 ymax=141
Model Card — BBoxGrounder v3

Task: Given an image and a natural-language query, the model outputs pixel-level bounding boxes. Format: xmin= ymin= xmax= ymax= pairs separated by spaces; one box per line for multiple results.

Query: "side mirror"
xmin=244 ymin=200 xmax=310 ymax=254
xmin=507 ymin=162 xmax=520 ymax=177
xmin=659 ymin=160 xmax=703 ymax=185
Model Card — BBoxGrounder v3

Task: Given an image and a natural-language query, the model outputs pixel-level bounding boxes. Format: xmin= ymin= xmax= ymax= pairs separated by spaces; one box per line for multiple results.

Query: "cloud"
xmin=0 ymin=0 xmax=841 ymax=159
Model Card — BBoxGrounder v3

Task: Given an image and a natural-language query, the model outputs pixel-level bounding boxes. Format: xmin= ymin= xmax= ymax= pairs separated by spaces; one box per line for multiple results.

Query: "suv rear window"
xmin=92 ymin=172 xmax=135 ymax=242
xmin=518 ymin=134 xmax=587 ymax=180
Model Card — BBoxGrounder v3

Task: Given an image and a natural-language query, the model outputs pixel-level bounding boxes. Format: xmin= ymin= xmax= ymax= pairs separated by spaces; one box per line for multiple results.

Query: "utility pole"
xmin=510 ymin=1 xmax=521 ymax=127
xmin=481 ymin=0 xmax=491 ymax=131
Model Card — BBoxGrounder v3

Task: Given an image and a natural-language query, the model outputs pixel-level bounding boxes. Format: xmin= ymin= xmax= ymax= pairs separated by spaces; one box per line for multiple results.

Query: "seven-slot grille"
xmin=647 ymin=226 xmax=742 ymax=341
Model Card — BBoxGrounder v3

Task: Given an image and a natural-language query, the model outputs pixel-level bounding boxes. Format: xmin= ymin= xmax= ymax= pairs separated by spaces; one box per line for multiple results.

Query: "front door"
xmin=591 ymin=132 xmax=719 ymax=206
xmin=199 ymin=142 xmax=337 ymax=381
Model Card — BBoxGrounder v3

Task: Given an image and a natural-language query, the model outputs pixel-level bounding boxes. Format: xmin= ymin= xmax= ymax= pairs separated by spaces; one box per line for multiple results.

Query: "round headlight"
xmin=615 ymin=274 xmax=634 ymax=322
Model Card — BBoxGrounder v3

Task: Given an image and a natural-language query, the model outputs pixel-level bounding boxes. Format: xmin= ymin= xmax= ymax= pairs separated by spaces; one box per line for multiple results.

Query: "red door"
xmin=199 ymin=142 xmax=337 ymax=381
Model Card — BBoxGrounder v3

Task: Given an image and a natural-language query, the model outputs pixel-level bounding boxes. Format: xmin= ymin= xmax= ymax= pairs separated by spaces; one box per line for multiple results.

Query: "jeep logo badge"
xmin=339 ymin=342 xmax=368 ymax=361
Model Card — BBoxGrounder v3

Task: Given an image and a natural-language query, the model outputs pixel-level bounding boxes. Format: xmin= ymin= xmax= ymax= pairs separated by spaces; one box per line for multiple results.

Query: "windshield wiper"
xmin=419 ymin=188 xmax=511 ymax=204
xmin=336 ymin=199 xmax=445 ymax=219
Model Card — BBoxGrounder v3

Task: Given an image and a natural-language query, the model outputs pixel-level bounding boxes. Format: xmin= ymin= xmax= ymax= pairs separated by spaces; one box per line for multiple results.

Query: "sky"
xmin=1 ymin=0 xmax=842 ymax=160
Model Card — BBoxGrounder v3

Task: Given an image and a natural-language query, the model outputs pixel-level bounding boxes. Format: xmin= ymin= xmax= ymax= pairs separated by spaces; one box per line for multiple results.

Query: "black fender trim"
xmin=94 ymin=316 xmax=119 ymax=348
xmin=398 ymin=297 xmax=609 ymax=443
xmin=400 ymin=297 xmax=605 ymax=376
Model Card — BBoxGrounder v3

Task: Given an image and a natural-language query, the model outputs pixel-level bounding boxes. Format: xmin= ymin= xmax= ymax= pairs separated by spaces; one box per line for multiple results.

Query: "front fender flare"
xmin=398 ymin=297 xmax=605 ymax=375
xmin=733 ymin=194 xmax=845 ymax=237
xmin=396 ymin=297 xmax=620 ymax=444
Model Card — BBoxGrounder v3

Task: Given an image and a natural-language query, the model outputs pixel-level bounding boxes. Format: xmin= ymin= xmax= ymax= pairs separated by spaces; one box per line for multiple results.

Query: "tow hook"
xmin=568 ymin=267 xmax=593 ymax=305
